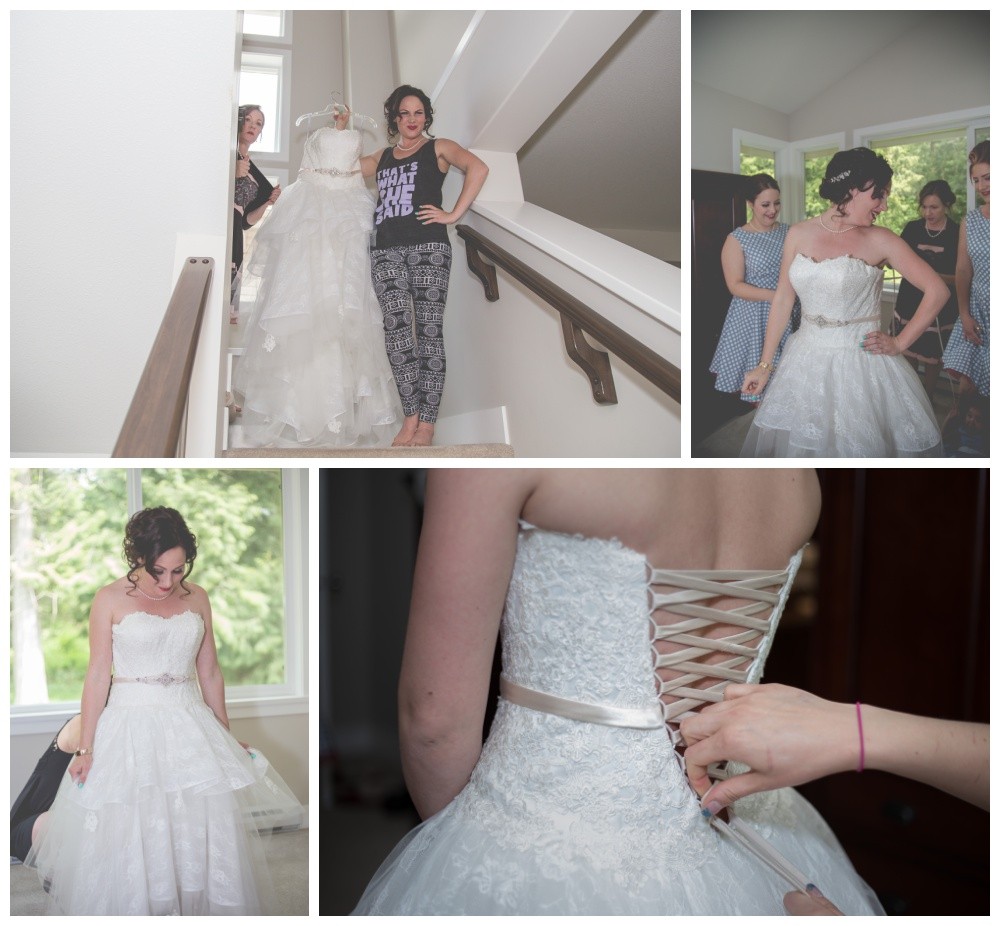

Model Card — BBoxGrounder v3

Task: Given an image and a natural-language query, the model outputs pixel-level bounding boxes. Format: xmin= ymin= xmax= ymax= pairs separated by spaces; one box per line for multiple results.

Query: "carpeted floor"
xmin=9 ymin=826 xmax=308 ymax=915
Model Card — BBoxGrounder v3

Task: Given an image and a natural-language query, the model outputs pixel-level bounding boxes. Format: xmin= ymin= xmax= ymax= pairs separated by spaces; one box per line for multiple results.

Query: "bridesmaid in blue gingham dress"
xmin=710 ymin=175 xmax=796 ymax=401
xmin=942 ymin=141 xmax=990 ymax=397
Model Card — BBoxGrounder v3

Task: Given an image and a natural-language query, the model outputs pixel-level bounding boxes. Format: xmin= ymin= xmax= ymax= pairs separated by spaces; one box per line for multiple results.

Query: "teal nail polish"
xmin=700 ymin=808 xmax=712 ymax=818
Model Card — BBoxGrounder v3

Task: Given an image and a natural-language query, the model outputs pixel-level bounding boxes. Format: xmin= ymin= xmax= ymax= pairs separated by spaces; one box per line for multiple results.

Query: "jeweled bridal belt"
xmin=801 ymin=312 xmax=881 ymax=328
xmin=298 ymin=166 xmax=360 ymax=177
xmin=112 ymin=673 xmax=192 ymax=686
xmin=499 ymin=674 xmax=811 ymax=892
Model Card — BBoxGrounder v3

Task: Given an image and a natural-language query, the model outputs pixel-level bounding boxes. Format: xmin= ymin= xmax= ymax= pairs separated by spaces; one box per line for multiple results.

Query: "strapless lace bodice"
xmin=109 ymin=611 xmax=205 ymax=707
xmin=297 ymin=127 xmax=365 ymax=191
xmin=354 ymin=523 xmax=884 ymax=915
xmin=112 ymin=610 xmax=203 ymax=677
xmin=502 ymin=524 xmax=802 ymax=721
xmin=790 ymin=255 xmax=883 ymax=348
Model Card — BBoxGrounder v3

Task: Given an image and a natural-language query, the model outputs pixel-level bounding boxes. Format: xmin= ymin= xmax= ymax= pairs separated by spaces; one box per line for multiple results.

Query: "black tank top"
xmin=373 ymin=140 xmax=449 ymax=248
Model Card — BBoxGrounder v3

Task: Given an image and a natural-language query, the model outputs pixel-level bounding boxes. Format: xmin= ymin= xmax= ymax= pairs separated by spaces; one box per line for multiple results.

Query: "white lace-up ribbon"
xmin=500 ymin=676 xmax=663 ymax=729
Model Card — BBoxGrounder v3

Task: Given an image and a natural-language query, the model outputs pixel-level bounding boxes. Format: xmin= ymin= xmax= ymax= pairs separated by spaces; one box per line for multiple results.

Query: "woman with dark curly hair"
xmin=740 ymin=147 xmax=949 ymax=457
xmin=24 ymin=507 xmax=301 ymax=914
xmin=359 ymin=85 xmax=490 ymax=447
xmin=891 ymin=179 xmax=960 ymax=400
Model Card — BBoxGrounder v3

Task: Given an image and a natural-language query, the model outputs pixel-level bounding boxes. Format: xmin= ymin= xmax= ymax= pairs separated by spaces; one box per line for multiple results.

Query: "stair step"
xmin=221 ymin=443 xmax=515 ymax=459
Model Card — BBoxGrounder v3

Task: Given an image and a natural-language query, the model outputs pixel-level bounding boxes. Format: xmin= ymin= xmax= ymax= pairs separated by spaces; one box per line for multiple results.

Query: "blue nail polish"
xmin=700 ymin=808 xmax=712 ymax=818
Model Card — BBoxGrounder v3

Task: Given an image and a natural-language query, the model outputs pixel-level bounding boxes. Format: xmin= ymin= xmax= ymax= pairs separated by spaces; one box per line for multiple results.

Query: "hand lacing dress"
xmin=232 ymin=127 xmax=402 ymax=448
xmin=352 ymin=523 xmax=883 ymax=915
xmin=742 ymin=254 xmax=942 ymax=457
xmin=25 ymin=611 xmax=302 ymax=915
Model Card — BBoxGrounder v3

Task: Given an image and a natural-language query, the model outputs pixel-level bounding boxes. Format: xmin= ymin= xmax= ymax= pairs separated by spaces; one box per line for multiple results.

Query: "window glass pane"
xmin=240 ymin=52 xmax=282 ymax=153
xmin=244 ymin=11 xmax=283 ymax=37
xmin=974 ymin=126 xmax=989 ymax=145
xmin=10 ymin=469 xmax=129 ymax=704
xmin=141 ymin=469 xmax=286 ymax=688
xmin=803 ymin=147 xmax=839 ymax=218
xmin=871 ymin=129 xmax=969 ymax=233
xmin=740 ymin=145 xmax=775 ymax=178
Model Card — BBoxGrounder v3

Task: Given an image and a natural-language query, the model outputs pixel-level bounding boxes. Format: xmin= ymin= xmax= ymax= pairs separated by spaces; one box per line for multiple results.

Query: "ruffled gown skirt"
xmin=25 ymin=680 xmax=301 ymax=915
xmin=353 ymin=702 xmax=883 ymax=915
xmin=233 ymin=173 xmax=401 ymax=448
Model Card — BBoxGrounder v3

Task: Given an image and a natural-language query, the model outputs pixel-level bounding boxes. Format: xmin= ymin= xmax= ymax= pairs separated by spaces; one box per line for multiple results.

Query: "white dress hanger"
xmin=295 ymin=94 xmax=378 ymax=132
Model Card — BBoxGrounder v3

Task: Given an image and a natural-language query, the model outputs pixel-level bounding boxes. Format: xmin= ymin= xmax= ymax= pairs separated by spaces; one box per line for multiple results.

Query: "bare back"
xmin=521 ymin=469 xmax=819 ymax=571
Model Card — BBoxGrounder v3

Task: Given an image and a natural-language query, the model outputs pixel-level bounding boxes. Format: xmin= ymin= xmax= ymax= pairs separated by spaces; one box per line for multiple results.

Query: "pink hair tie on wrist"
xmin=855 ymin=702 xmax=865 ymax=773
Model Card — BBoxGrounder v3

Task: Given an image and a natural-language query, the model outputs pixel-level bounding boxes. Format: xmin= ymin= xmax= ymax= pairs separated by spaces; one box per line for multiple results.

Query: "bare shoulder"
xmin=180 ymin=581 xmax=210 ymax=609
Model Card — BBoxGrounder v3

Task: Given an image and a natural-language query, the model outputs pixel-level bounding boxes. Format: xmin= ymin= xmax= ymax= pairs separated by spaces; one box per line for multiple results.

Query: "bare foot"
xmin=392 ymin=414 xmax=420 ymax=447
xmin=408 ymin=422 xmax=435 ymax=447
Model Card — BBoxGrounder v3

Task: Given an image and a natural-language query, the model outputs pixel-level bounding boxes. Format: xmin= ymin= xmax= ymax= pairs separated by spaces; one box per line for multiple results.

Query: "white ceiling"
xmin=517 ymin=11 xmax=680 ymax=236
xmin=691 ymin=11 xmax=929 ymax=114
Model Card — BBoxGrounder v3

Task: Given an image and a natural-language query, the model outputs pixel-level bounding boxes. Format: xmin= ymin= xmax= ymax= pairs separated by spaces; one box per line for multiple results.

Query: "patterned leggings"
xmin=370 ymin=242 xmax=452 ymax=423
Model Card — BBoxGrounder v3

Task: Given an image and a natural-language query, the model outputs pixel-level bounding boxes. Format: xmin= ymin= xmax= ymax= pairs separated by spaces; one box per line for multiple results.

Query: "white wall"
xmin=11 ymin=11 xmax=239 ymax=456
xmin=693 ymin=11 xmax=990 ymax=173
xmin=790 ymin=12 xmax=990 ymax=141
xmin=691 ymin=82 xmax=789 ymax=171
xmin=390 ymin=10 xmax=476 ymax=97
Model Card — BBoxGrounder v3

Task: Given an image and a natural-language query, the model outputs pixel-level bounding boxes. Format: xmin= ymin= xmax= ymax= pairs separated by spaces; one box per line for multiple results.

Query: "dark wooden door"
xmin=691 ymin=169 xmax=752 ymax=451
xmin=766 ymin=469 xmax=989 ymax=915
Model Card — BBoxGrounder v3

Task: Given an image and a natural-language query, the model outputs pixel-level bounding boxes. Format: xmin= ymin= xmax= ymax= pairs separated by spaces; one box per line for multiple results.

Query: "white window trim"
xmin=732 ymin=129 xmax=786 ymax=177
xmin=241 ymin=10 xmax=293 ymax=46
xmin=786 ymin=132 xmax=847 ymax=223
xmin=241 ymin=45 xmax=292 ymax=164
xmin=10 ymin=469 xmax=308 ymax=736
xmin=857 ymin=107 xmax=990 ymax=214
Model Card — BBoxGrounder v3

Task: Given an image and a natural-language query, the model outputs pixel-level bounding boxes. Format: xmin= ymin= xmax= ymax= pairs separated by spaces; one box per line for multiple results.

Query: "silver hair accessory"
xmin=829 ymin=170 xmax=851 ymax=183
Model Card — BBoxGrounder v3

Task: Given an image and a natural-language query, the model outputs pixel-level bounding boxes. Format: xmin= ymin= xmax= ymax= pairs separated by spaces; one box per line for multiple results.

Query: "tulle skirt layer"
xmin=25 ymin=694 xmax=302 ymax=915
xmin=742 ymin=328 xmax=942 ymax=457
xmin=232 ymin=176 xmax=402 ymax=448
xmin=352 ymin=785 xmax=882 ymax=915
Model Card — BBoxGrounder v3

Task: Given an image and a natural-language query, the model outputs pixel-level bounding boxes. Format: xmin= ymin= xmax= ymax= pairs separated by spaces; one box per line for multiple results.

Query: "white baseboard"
xmin=433 ymin=405 xmax=510 ymax=446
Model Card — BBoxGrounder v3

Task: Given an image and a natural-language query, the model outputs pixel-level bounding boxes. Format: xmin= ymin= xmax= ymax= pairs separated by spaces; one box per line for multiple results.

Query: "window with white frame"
xmin=10 ymin=468 xmax=306 ymax=716
xmin=239 ymin=50 xmax=290 ymax=156
xmin=243 ymin=10 xmax=290 ymax=41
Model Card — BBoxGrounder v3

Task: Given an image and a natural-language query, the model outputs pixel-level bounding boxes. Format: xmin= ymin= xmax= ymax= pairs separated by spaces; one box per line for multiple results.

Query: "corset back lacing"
xmin=500 ymin=547 xmax=811 ymax=891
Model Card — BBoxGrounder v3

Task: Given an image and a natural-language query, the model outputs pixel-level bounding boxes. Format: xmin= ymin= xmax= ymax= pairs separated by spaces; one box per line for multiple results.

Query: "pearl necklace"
xmin=924 ymin=222 xmax=946 ymax=239
xmin=136 ymin=584 xmax=174 ymax=601
xmin=818 ymin=214 xmax=856 ymax=234
xmin=395 ymin=136 xmax=423 ymax=152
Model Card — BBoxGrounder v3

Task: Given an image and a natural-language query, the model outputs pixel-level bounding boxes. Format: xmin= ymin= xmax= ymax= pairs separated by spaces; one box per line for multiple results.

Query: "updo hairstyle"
xmin=744 ymin=173 xmax=780 ymax=204
xmin=124 ymin=507 xmax=197 ymax=595
xmin=918 ymin=179 xmax=956 ymax=210
xmin=238 ymin=104 xmax=264 ymax=131
xmin=819 ymin=148 xmax=893 ymax=215
xmin=383 ymin=85 xmax=434 ymax=141
xmin=969 ymin=140 xmax=989 ymax=174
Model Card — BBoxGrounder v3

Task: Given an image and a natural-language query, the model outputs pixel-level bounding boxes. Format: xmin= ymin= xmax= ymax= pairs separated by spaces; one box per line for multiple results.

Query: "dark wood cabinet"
xmin=691 ymin=169 xmax=752 ymax=450
xmin=767 ymin=469 xmax=989 ymax=915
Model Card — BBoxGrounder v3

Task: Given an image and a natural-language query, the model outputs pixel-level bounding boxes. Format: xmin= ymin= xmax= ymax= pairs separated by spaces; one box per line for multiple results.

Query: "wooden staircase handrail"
xmin=456 ymin=225 xmax=681 ymax=405
xmin=112 ymin=257 xmax=215 ymax=457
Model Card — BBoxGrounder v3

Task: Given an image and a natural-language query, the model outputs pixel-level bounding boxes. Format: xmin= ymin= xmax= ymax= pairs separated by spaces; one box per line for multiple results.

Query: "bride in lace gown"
xmin=740 ymin=148 xmax=949 ymax=457
xmin=351 ymin=470 xmax=883 ymax=915
xmin=232 ymin=111 xmax=401 ymax=448
xmin=25 ymin=508 xmax=302 ymax=914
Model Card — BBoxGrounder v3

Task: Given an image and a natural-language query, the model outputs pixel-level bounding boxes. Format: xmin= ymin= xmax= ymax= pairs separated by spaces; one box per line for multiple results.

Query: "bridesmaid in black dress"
xmin=891 ymin=180 xmax=959 ymax=400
